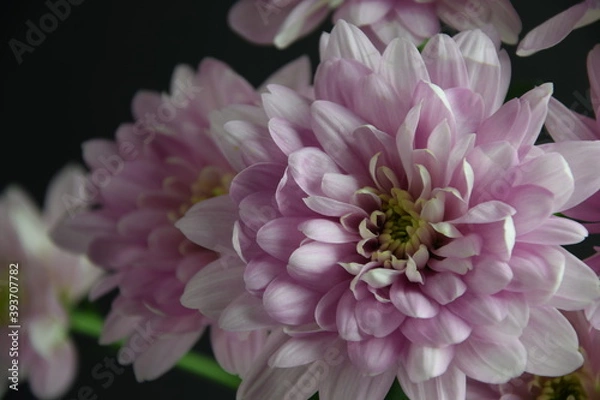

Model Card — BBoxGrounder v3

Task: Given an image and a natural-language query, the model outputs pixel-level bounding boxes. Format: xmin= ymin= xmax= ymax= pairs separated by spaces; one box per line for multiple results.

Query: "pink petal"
xmin=545 ymin=97 xmax=599 ymax=142
xmin=548 ymin=247 xmax=600 ymax=310
xmin=289 ymin=147 xmax=341 ymax=196
xmin=517 ymin=217 xmax=588 ymax=245
xmin=347 ymin=335 xmax=403 ymax=375
xmin=316 ymin=281 xmax=351 ymax=332
xmin=421 ymin=34 xmax=469 ymax=89
xmin=269 ymin=333 xmax=339 ymax=368
xmin=397 ymin=365 xmax=466 ymax=400
xmin=404 ymin=344 xmax=454 ymax=383
xmin=263 ymin=277 xmax=320 ymax=325
xmin=516 ymin=2 xmax=590 ymax=56
xmin=131 ymin=330 xmax=202 ymax=381
xmin=401 ymin=309 xmax=472 ymax=347
xmin=390 ymin=279 xmax=440 ymax=318
xmin=29 ymin=340 xmax=77 ymax=400
xmin=420 ymin=272 xmax=467 ymax=305
xmin=354 ymin=296 xmax=405 ymax=337
xmin=520 ymin=307 xmax=583 ymax=376
xmin=379 ymin=37 xmax=429 ymax=100
xmin=288 ymin=242 xmax=353 ymax=290
xmin=256 ymin=217 xmax=307 ymax=261
xmin=463 ymin=257 xmax=512 ymax=295
xmin=322 ymin=20 xmax=381 ymax=69
xmin=180 ymin=258 xmax=245 ymax=319
xmin=455 ymin=327 xmax=527 ymax=383
xmin=260 ymin=55 xmax=312 ymax=93
xmin=541 ymin=141 xmax=600 ymax=211
xmin=318 ymin=362 xmax=396 ymax=400
xmin=219 ymin=292 xmax=276 ymax=331
xmin=211 ymin=327 xmax=268 ymax=378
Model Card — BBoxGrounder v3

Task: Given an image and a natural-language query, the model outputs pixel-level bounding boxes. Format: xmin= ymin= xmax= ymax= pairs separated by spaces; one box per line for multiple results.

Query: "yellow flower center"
xmin=533 ymin=373 xmax=588 ymax=400
xmin=168 ymin=166 xmax=233 ymax=222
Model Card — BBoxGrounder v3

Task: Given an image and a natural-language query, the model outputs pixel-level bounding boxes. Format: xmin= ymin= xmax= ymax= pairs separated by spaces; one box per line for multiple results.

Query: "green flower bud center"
xmin=168 ymin=167 xmax=233 ymax=222
xmin=535 ymin=373 xmax=587 ymax=400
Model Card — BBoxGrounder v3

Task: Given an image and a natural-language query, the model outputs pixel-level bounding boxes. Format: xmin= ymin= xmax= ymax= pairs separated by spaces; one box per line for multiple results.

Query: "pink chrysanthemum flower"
xmin=52 ymin=57 xmax=311 ymax=381
xmin=466 ymin=311 xmax=600 ymax=399
xmin=180 ymin=22 xmax=600 ymax=399
xmin=517 ymin=0 xmax=600 ymax=56
xmin=1 ymin=166 xmax=101 ymax=399
xmin=229 ymin=0 xmax=521 ymax=49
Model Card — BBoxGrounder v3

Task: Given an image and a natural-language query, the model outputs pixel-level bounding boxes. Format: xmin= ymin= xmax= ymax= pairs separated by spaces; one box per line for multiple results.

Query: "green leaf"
xmin=385 ymin=380 xmax=410 ymax=400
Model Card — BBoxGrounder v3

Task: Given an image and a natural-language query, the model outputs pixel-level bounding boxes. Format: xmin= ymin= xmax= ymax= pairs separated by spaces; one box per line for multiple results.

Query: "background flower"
xmin=228 ymin=0 xmax=521 ymax=49
xmin=0 ymin=166 xmax=101 ymax=399
xmin=517 ymin=0 xmax=600 ymax=56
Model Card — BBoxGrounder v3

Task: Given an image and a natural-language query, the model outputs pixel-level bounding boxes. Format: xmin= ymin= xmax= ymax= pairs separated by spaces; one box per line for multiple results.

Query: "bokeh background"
xmin=1 ymin=1 xmax=599 ymax=399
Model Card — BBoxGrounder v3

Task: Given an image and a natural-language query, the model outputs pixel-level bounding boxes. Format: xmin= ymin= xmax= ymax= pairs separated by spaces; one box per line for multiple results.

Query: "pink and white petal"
xmin=520 ymin=307 xmax=583 ymax=376
xmin=333 ymin=0 xmax=392 ymax=27
xmin=347 ymin=335 xmax=403 ymax=376
xmin=263 ymin=84 xmax=312 ymax=127
xmin=420 ymin=272 xmax=467 ymax=305
xmin=336 ymin=289 xmax=367 ymax=341
xmin=547 ymin=247 xmax=600 ymax=310
xmin=211 ymin=327 xmax=268 ymax=378
xmin=545 ymin=97 xmax=599 ymax=142
xmin=219 ymin=292 xmax=276 ymax=332
xmin=256 ymin=217 xmax=307 ymax=261
xmin=131 ymin=330 xmax=203 ymax=381
xmin=397 ymin=365 xmax=466 ymax=400
xmin=455 ymin=327 xmax=527 ymax=384
xmin=454 ymin=30 xmax=502 ymax=115
xmin=516 ymin=2 xmax=590 ymax=56
xmin=323 ymin=20 xmax=381 ymax=69
xmin=180 ymin=258 xmax=245 ymax=319
xmin=29 ymin=340 xmax=77 ymax=400
xmin=316 ymin=281 xmax=352 ymax=332
xmin=318 ymin=362 xmax=396 ymax=400
xmin=379 ymin=37 xmax=430 ymax=100
xmin=274 ymin=0 xmax=331 ymax=49
xmin=288 ymin=242 xmax=353 ymax=290
xmin=227 ymin=0 xmax=295 ymax=45
xmin=421 ymin=34 xmax=469 ymax=89
xmin=355 ymin=296 xmax=405 ymax=338
xmin=390 ymin=279 xmax=440 ymax=318
xmin=541 ymin=141 xmax=600 ymax=211
xmin=289 ymin=147 xmax=341 ymax=196
xmin=237 ymin=329 xmax=318 ymax=400
xmin=517 ymin=216 xmax=588 ymax=245
xmin=447 ymin=292 xmax=507 ymax=326
xmin=263 ymin=277 xmax=321 ymax=325
xmin=404 ymin=344 xmax=454 ymax=383
xmin=269 ymin=332 xmax=339 ymax=368
xmin=401 ymin=309 xmax=472 ymax=347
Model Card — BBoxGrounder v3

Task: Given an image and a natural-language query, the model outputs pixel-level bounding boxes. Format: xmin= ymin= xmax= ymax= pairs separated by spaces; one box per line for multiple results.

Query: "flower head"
xmin=228 ymin=0 xmax=521 ymax=49
xmin=0 ymin=166 xmax=101 ymax=399
xmin=52 ymin=57 xmax=311 ymax=381
xmin=183 ymin=22 xmax=600 ymax=399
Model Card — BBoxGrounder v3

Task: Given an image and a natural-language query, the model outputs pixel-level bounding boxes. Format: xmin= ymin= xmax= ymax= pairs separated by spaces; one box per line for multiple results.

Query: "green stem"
xmin=69 ymin=310 xmax=241 ymax=390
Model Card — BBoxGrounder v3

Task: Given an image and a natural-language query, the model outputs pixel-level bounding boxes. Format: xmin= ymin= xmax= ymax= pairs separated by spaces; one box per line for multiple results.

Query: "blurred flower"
xmin=228 ymin=0 xmax=521 ymax=49
xmin=466 ymin=311 xmax=600 ymax=399
xmin=517 ymin=0 xmax=600 ymax=56
xmin=0 ymin=166 xmax=101 ymax=399
xmin=181 ymin=22 xmax=600 ymax=399
xmin=51 ymin=57 xmax=311 ymax=381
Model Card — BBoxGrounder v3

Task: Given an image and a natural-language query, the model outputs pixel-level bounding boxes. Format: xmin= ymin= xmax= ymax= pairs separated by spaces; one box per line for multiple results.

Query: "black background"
xmin=1 ymin=1 xmax=599 ymax=399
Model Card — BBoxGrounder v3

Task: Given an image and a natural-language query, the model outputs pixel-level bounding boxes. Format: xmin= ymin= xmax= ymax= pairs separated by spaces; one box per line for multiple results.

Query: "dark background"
xmin=1 ymin=1 xmax=599 ymax=399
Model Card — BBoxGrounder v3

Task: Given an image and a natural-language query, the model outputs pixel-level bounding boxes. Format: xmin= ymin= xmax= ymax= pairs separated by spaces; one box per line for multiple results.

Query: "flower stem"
xmin=69 ymin=310 xmax=241 ymax=390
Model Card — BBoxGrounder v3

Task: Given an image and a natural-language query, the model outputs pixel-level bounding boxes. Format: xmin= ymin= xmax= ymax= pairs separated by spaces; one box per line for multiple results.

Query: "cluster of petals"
xmin=180 ymin=21 xmax=600 ymax=400
xmin=466 ymin=311 xmax=600 ymax=399
xmin=517 ymin=0 xmax=600 ymax=56
xmin=544 ymin=44 xmax=600 ymax=330
xmin=229 ymin=0 xmax=521 ymax=49
xmin=52 ymin=57 xmax=312 ymax=381
xmin=0 ymin=166 xmax=101 ymax=399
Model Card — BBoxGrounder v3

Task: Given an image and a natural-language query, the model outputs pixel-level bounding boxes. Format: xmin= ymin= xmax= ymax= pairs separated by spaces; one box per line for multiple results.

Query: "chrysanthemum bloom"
xmin=0 ymin=166 xmax=101 ymax=399
xmin=544 ymin=45 xmax=600 ymax=329
xmin=466 ymin=311 xmax=600 ymax=399
xmin=517 ymin=0 xmax=600 ymax=56
xmin=229 ymin=0 xmax=521 ymax=49
xmin=181 ymin=22 xmax=600 ymax=399
xmin=52 ymin=57 xmax=311 ymax=380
